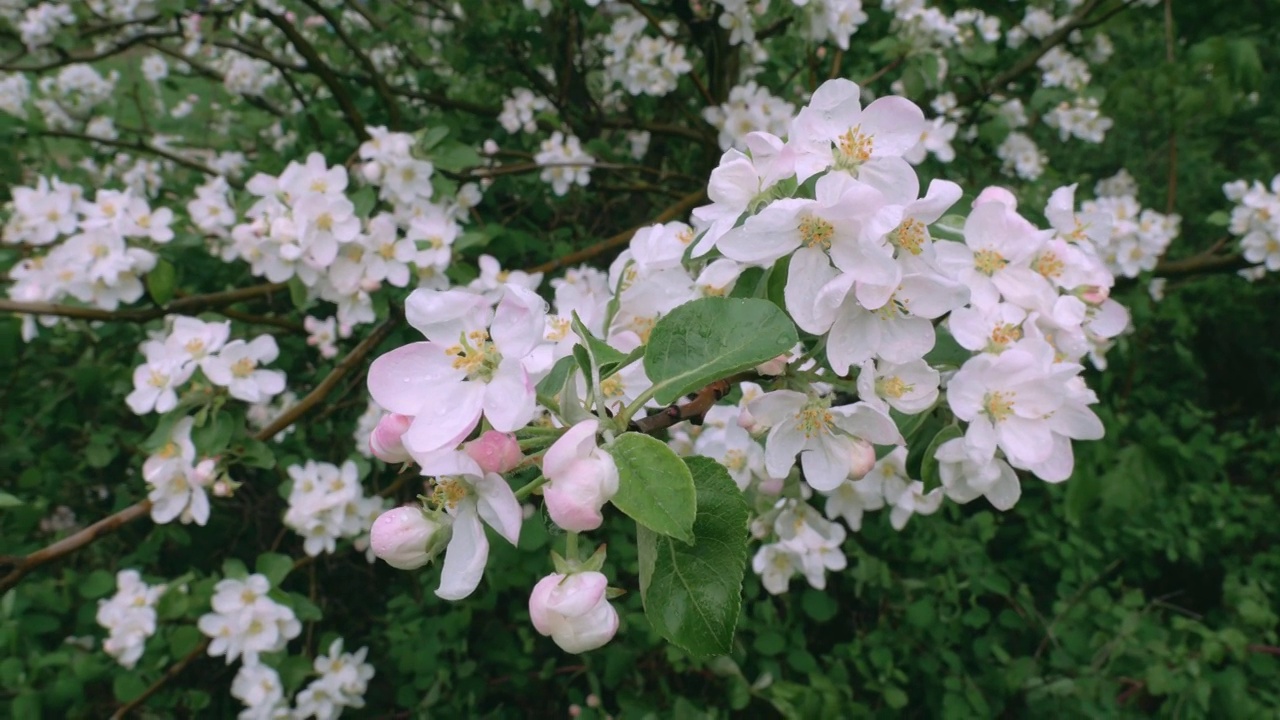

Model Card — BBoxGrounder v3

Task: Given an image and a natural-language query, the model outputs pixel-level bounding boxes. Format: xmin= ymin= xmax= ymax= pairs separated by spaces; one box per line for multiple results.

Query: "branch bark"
xmin=0 ymin=283 xmax=286 ymax=324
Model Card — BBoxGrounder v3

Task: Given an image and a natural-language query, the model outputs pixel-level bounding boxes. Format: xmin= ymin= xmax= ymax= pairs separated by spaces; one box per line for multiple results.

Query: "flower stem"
xmin=513 ymin=474 xmax=548 ymax=501
xmin=565 ymin=531 xmax=579 ymax=562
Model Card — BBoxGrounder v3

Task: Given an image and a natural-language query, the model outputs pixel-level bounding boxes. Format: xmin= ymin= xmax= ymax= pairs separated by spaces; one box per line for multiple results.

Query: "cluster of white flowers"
xmin=498 ymin=87 xmax=553 ymax=134
xmin=535 ymin=131 xmax=595 ymax=196
xmin=795 ymin=0 xmax=869 ymax=51
xmin=292 ymin=639 xmax=376 ymax=719
xmin=1224 ymin=175 xmax=1280 ymax=272
xmin=1037 ymin=47 xmax=1092 ymax=91
xmin=752 ymin=499 xmax=850 ymax=595
xmin=198 ymin=574 xmax=302 ymax=666
xmin=95 ymin=570 xmax=166 ymax=669
xmin=702 ymin=81 xmax=795 ymax=151
xmin=18 ymin=1 xmax=75 ymax=51
xmin=283 ymin=460 xmax=385 ymax=558
xmin=142 ymin=416 xmax=218 ymax=526
xmin=1043 ymin=96 xmax=1113 ymax=144
xmin=127 ymin=318 xmax=286 ymax=413
xmin=4 ymin=178 xmax=177 ymax=339
xmin=601 ymin=14 xmax=691 ymax=97
xmin=32 ymin=64 xmax=117 ymax=129
xmin=357 ymin=127 xmax=436 ymax=207
xmin=1083 ymin=180 xmax=1181 ymax=278
xmin=0 ymin=72 xmax=29 ymax=117
xmin=996 ymin=132 xmax=1046 ymax=180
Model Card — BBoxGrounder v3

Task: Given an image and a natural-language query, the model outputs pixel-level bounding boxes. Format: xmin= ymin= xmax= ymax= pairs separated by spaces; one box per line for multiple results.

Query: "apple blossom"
xmin=542 ymin=419 xmax=619 ymax=532
xmin=528 ymin=571 xmax=620 ymax=653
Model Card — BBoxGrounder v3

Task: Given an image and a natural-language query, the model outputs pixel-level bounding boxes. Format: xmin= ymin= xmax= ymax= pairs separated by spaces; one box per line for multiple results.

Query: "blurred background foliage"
xmin=1 ymin=0 xmax=1279 ymax=717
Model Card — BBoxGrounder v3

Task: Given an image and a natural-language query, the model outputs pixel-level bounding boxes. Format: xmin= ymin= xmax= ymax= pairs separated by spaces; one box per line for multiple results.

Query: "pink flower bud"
xmin=464 ymin=430 xmax=523 ymax=474
xmin=737 ymin=406 xmax=760 ymax=433
xmin=757 ymin=477 xmax=784 ymax=496
xmin=542 ymin=420 xmax=619 ymax=532
xmin=755 ymin=354 xmax=789 ymax=376
xmin=1080 ymin=285 xmax=1109 ymax=304
xmin=370 ymin=413 xmax=413 ymax=464
xmin=528 ymin=571 xmax=619 ymax=653
xmin=973 ymin=186 xmax=1018 ymax=209
xmin=848 ymin=439 xmax=877 ymax=480
xmin=586 ymin=694 xmax=601 ymax=709
xmin=370 ymin=506 xmax=442 ymax=570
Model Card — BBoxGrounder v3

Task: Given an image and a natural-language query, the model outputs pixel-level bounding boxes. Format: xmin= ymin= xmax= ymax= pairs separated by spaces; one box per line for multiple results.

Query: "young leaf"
xmin=146 ymin=259 xmax=177 ymax=306
xmin=255 ymin=552 xmax=293 ymax=587
xmin=919 ymin=424 xmax=963 ymax=492
xmin=607 ymin=432 xmax=696 ymax=544
xmin=644 ymin=297 xmax=797 ymax=405
xmin=637 ymin=456 xmax=749 ymax=656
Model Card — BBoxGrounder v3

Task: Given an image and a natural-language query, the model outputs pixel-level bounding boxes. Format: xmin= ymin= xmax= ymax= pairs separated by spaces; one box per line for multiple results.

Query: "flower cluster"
xmin=535 ymin=132 xmax=595 ymax=196
xmin=703 ymin=81 xmax=795 ymax=151
xmin=1082 ymin=180 xmax=1181 ymax=279
xmin=142 ymin=416 xmax=218 ymax=526
xmin=283 ymin=460 xmax=386 ymax=558
xmin=1224 ymin=175 xmax=1280 ymax=272
xmin=601 ymin=13 xmax=692 ymax=97
xmin=95 ymin=570 xmax=166 ymax=669
xmin=198 ymin=574 xmax=302 ymax=666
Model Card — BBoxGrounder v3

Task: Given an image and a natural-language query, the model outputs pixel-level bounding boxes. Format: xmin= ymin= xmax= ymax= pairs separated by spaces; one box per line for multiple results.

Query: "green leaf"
xmin=924 ymin=326 xmax=970 ymax=368
xmin=536 ymin=355 xmax=577 ymax=398
xmin=192 ymin=410 xmax=236 ymax=456
xmin=931 ymin=214 xmax=966 ymax=242
xmin=572 ymin=312 xmax=626 ymax=376
xmin=432 ymin=143 xmax=482 ymax=173
xmin=637 ymin=456 xmax=749 ymax=656
xmin=607 ymin=432 xmax=697 ymax=544
xmin=79 ymin=570 xmax=117 ymax=599
xmin=168 ymin=625 xmax=202 ymax=657
xmin=222 ymin=558 xmax=249 ymax=579
xmin=417 ymin=126 xmax=449 ymax=152
xmin=238 ymin=438 xmax=277 ymax=469
xmin=0 ymin=491 xmax=21 ymax=508
xmin=350 ymin=185 xmax=377 ymax=218
xmin=644 ymin=297 xmax=797 ymax=405
xmin=287 ymin=277 xmax=310 ymax=311
xmin=113 ymin=672 xmax=147 ymax=702
xmin=286 ymin=592 xmax=323 ymax=621
xmin=146 ymin=259 xmax=177 ymax=306
xmin=255 ymin=552 xmax=293 ymax=587
xmin=920 ymin=424 xmax=963 ymax=492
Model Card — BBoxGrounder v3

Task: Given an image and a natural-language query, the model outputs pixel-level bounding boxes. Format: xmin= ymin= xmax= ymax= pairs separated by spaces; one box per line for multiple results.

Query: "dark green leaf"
xmin=255 ymin=552 xmax=293 ymax=587
xmin=637 ymin=456 xmax=749 ymax=656
xmin=146 ymin=259 xmax=177 ymax=306
xmin=644 ymin=297 xmax=797 ymax=405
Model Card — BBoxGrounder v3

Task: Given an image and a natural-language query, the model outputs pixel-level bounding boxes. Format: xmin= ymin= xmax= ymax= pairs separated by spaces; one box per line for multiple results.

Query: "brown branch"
xmin=0 ymin=501 xmax=152 ymax=593
xmin=0 ymin=283 xmax=286 ymax=324
xmin=254 ymin=309 xmax=401 ymax=440
xmin=0 ymin=310 xmax=399 ymax=593
xmin=298 ymin=0 xmax=403 ymax=129
xmin=32 ymin=129 xmax=229 ymax=184
xmin=110 ymin=638 xmax=210 ymax=720
xmin=259 ymin=9 xmax=368 ymax=141
xmin=1153 ymin=252 xmax=1252 ymax=279
xmin=526 ymin=188 xmax=707 ymax=275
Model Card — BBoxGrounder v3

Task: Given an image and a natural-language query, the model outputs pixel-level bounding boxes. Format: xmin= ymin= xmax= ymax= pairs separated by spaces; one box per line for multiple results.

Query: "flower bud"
xmin=542 ymin=420 xmax=619 ymax=532
xmin=464 ymin=430 xmax=523 ymax=474
xmin=360 ymin=162 xmax=383 ymax=183
xmin=369 ymin=413 xmax=413 ymax=464
xmin=1080 ymin=285 xmax=1109 ymax=304
xmin=528 ymin=571 xmax=620 ymax=653
xmin=754 ymin=354 xmax=789 ymax=376
xmin=848 ymin=439 xmax=877 ymax=480
xmin=370 ymin=506 xmax=443 ymax=569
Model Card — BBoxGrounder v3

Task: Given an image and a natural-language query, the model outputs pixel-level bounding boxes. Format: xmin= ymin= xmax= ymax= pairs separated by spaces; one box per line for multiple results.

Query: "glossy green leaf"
xmin=607 ymin=432 xmax=696 ymax=544
xmin=637 ymin=456 xmax=749 ymax=657
xmin=644 ymin=297 xmax=797 ymax=405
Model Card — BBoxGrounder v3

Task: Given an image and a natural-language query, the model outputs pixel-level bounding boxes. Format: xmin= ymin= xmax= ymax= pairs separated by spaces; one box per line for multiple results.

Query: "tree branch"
xmin=0 ymin=283 xmax=286 ymax=324
xmin=259 ymin=9 xmax=368 ymax=141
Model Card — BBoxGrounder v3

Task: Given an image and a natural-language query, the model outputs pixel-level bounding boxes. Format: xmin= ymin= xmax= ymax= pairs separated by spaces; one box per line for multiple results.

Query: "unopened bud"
xmin=360 ymin=162 xmax=383 ymax=183
xmin=848 ymin=439 xmax=877 ymax=480
xmin=755 ymin=354 xmax=789 ymax=376
xmin=542 ymin=420 xmax=618 ymax=532
xmin=464 ymin=430 xmax=523 ymax=474
xmin=528 ymin=571 xmax=620 ymax=653
xmin=370 ymin=413 xmax=413 ymax=464
xmin=1080 ymin=285 xmax=1109 ymax=304
xmin=370 ymin=506 xmax=443 ymax=570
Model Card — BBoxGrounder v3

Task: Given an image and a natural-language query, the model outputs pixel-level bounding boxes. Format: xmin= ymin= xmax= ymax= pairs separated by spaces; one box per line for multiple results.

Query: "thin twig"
xmin=0 ymin=283 xmax=286 ymax=324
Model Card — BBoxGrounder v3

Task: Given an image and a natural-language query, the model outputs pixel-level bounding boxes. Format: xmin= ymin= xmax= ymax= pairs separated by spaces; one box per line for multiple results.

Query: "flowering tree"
xmin=2 ymin=0 xmax=1278 ymax=717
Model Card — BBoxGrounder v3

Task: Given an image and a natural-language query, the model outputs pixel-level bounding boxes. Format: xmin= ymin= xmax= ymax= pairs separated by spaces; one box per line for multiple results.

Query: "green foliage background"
xmin=1 ymin=1 xmax=1279 ymax=717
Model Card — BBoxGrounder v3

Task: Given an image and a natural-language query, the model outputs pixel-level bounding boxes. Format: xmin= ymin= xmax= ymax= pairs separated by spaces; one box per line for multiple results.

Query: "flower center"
xmin=890 ymin=218 xmax=926 ymax=255
xmin=316 ymin=213 xmax=334 ymax=232
xmin=798 ymin=214 xmax=834 ymax=250
xmin=378 ymin=243 xmax=397 ymax=260
xmin=723 ymin=449 xmax=747 ymax=472
xmin=834 ymin=125 xmax=874 ymax=169
xmin=973 ymin=249 xmax=1008 ymax=275
xmin=794 ymin=397 xmax=834 ymax=439
xmin=148 ymin=369 xmax=169 ymax=388
xmin=185 ymin=338 xmax=206 ymax=357
xmin=876 ymin=376 xmax=912 ymax=399
xmin=1034 ymin=251 xmax=1064 ymax=279
xmin=445 ymin=331 xmax=500 ymax=381
xmin=430 ymin=477 xmax=469 ymax=510
xmin=231 ymin=357 xmax=255 ymax=378
xmin=599 ymin=376 xmax=624 ymax=399
xmin=983 ymin=390 xmax=1016 ymax=422
xmin=988 ymin=323 xmax=1022 ymax=352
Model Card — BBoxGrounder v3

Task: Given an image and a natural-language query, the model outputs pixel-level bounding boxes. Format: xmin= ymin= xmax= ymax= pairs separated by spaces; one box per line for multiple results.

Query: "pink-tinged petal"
xmin=474 ymin=472 xmax=523 ymax=545
xmin=859 ymin=96 xmax=926 ymax=157
xmin=832 ymin=403 xmax=903 ymax=445
xmin=857 ymin=157 xmax=920 ymax=201
xmin=492 ymin=285 xmax=548 ymax=360
xmin=998 ymin=417 xmax=1053 ymax=466
xmin=827 ymin=304 xmax=880 ymax=374
xmin=800 ymin=434 xmax=850 ymax=492
xmin=907 ymin=179 xmax=963 ymax=225
xmin=722 ymin=199 xmax=808 ymax=265
xmin=764 ymin=420 xmax=807 ymax=479
xmin=253 ymin=369 xmax=286 ymax=397
xmin=898 ymin=273 xmax=969 ymax=319
xmin=546 ymin=571 xmax=608 ymax=618
xmin=965 ymin=417 xmax=998 ymax=459
xmin=986 ymin=461 xmax=1022 ymax=509
xmin=528 ymin=573 xmax=562 ymax=635
xmin=436 ymin=510 xmax=488 ymax=601
xmin=1049 ymin=402 xmax=1104 ymax=440
xmin=405 ymin=288 xmax=490 ymax=343
xmin=749 ymin=390 xmax=806 ymax=427
xmin=402 ymin=381 xmax=485 ymax=455
xmin=706 ymin=151 xmax=760 ymax=208
xmin=482 ymin=361 xmax=535 ymax=432
xmin=544 ymin=419 xmax=598 ymax=480
xmin=877 ymin=316 xmax=935 ymax=365
xmin=202 ymin=357 xmax=233 ymax=387
xmin=1028 ymin=434 xmax=1074 ymax=483
xmin=367 ymin=342 xmax=464 ymax=416
xmin=785 ymin=247 xmax=840 ymax=333
xmin=1088 ymin=299 xmax=1130 ymax=337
